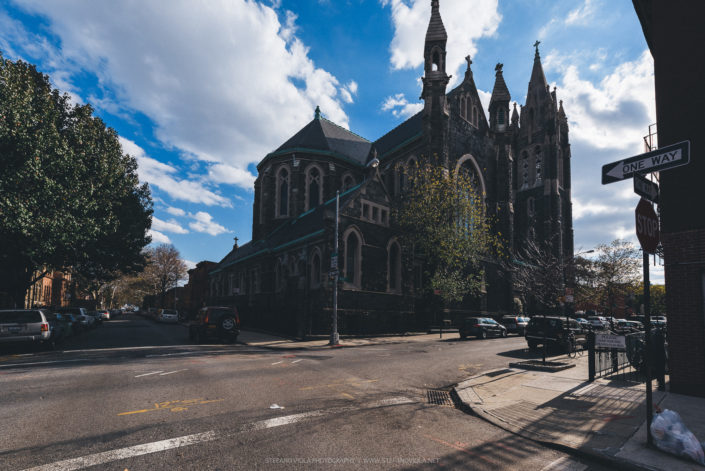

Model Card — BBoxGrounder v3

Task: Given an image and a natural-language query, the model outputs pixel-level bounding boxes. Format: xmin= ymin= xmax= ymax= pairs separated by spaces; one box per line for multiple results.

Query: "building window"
xmin=310 ymin=251 xmax=321 ymax=288
xmin=535 ymin=146 xmax=542 ymax=184
xmin=497 ymin=107 xmax=505 ymax=125
xmin=306 ymin=166 xmax=322 ymax=210
xmin=276 ymin=167 xmax=289 ymax=217
xmin=527 ymin=197 xmax=535 ymax=216
xmin=342 ymin=174 xmax=355 ymax=191
xmin=343 ymin=229 xmax=361 ymax=288
xmin=397 ymin=165 xmax=405 ymax=195
xmin=460 ymin=96 xmax=466 ymax=120
xmin=387 ymin=240 xmax=401 ymax=293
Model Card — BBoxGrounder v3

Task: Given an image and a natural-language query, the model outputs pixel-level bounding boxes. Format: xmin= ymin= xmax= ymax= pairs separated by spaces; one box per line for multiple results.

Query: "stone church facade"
xmin=209 ymin=0 xmax=574 ymax=336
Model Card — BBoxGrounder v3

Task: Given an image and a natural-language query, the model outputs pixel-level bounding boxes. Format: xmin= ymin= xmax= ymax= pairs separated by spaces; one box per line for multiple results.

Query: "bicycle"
xmin=566 ymin=333 xmax=584 ymax=358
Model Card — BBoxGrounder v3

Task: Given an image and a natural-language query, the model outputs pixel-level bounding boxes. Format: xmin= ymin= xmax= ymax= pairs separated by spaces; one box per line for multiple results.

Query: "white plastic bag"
xmin=650 ymin=409 xmax=705 ymax=465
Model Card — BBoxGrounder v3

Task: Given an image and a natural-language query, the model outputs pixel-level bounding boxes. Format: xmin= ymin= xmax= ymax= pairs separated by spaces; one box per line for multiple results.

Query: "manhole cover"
xmin=426 ymin=389 xmax=454 ymax=407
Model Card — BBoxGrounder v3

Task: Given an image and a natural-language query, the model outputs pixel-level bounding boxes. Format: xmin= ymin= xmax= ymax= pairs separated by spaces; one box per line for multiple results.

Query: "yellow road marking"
xmin=340 ymin=393 xmax=355 ymax=399
xmin=118 ymin=398 xmax=224 ymax=416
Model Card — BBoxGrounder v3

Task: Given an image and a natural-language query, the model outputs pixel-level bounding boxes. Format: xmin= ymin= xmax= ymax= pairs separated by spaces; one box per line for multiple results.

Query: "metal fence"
xmin=588 ymin=331 xmax=650 ymax=382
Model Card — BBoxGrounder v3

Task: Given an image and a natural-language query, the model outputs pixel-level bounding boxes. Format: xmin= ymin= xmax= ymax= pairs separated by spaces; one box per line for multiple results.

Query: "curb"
xmin=452 ymin=380 xmax=660 ymax=471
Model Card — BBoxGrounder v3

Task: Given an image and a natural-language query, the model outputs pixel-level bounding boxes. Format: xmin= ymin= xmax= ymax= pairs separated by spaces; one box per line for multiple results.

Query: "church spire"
xmin=528 ymin=40 xmax=548 ymax=94
xmin=489 ymin=63 xmax=511 ymax=133
xmin=425 ymin=0 xmax=447 ymax=43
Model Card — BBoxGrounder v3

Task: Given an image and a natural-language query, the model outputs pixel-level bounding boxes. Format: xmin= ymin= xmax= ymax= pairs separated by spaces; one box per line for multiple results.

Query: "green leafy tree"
xmin=394 ymin=162 xmax=503 ymax=304
xmin=0 ymin=53 xmax=152 ymax=307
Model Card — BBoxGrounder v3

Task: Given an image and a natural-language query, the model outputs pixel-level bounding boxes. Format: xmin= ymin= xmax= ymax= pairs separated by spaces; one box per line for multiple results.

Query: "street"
xmin=0 ymin=315 xmax=614 ymax=470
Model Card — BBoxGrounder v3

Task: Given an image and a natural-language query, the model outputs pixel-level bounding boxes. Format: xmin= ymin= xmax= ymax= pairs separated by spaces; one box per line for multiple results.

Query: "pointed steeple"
xmin=489 ymin=63 xmax=511 ymax=133
xmin=528 ymin=40 xmax=548 ymax=93
xmin=425 ymin=0 xmax=447 ymax=42
xmin=511 ymin=102 xmax=520 ymax=127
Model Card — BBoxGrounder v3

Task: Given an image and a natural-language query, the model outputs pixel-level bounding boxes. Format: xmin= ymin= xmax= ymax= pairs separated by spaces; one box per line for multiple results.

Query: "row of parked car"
xmin=0 ymin=307 xmax=121 ymax=350
xmin=140 ymin=308 xmax=180 ymax=323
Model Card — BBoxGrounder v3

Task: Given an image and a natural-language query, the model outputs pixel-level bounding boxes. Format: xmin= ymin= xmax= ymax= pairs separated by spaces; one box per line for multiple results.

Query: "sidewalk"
xmin=453 ymin=355 xmax=705 ymax=470
xmin=238 ymin=328 xmax=457 ymax=350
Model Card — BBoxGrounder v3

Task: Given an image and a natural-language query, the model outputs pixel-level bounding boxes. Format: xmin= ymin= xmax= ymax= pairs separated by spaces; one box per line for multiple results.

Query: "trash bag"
xmin=650 ymin=409 xmax=705 ymax=465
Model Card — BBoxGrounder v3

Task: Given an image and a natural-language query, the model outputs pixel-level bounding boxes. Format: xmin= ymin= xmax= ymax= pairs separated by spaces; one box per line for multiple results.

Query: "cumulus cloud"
xmin=152 ymin=216 xmax=189 ymax=235
xmin=207 ymin=163 xmax=256 ymax=188
xmin=10 ymin=0 xmax=352 ymax=190
xmin=120 ymin=137 xmax=232 ymax=207
xmin=381 ymin=93 xmax=423 ymax=119
xmin=148 ymin=229 xmax=171 ymax=244
xmin=381 ymin=0 xmax=501 ymax=82
xmin=566 ymin=0 xmax=597 ymax=26
xmin=166 ymin=206 xmax=186 ymax=217
xmin=189 ymin=211 xmax=229 ymax=236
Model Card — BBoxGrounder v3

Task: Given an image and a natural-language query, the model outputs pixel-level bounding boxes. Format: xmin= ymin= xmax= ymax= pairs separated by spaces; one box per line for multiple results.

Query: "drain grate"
xmin=426 ymin=389 xmax=454 ymax=407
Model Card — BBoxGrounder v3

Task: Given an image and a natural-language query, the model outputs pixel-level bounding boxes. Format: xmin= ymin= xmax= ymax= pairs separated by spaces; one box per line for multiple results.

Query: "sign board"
xmin=565 ymin=294 xmax=574 ymax=303
xmin=330 ymin=255 xmax=338 ymax=270
xmin=595 ymin=334 xmax=626 ymax=349
xmin=633 ymin=173 xmax=659 ymax=203
xmin=328 ymin=270 xmax=337 ymax=280
xmin=635 ymin=198 xmax=659 ymax=253
xmin=602 ymin=140 xmax=690 ymax=184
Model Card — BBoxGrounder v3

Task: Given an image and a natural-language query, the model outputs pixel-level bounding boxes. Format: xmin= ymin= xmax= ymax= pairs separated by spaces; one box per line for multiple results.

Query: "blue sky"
xmin=0 ymin=0 xmax=661 ymax=281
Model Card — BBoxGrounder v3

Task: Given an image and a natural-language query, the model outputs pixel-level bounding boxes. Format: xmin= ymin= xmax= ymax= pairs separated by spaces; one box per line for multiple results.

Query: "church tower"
xmin=516 ymin=41 xmax=573 ymax=264
xmin=420 ymin=0 xmax=450 ymax=167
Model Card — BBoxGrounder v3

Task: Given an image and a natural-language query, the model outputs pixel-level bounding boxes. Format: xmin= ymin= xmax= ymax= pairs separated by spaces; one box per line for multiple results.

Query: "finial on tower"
xmin=495 ymin=63 xmax=503 ymax=73
xmin=314 ymin=105 xmax=321 ymax=120
xmin=533 ymin=40 xmax=541 ymax=58
xmin=465 ymin=55 xmax=472 ymax=70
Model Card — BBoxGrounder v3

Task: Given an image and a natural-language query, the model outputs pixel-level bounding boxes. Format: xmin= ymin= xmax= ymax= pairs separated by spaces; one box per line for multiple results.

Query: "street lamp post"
xmin=330 ymin=190 xmax=340 ymax=346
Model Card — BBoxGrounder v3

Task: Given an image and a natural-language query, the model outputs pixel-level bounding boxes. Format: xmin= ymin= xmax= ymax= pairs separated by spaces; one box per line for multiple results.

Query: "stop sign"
xmin=635 ymin=198 xmax=659 ymax=253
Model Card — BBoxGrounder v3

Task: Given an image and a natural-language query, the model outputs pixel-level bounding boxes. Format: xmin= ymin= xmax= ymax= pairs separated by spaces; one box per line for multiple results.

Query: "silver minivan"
xmin=0 ymin=309 xmax=54 ymax=348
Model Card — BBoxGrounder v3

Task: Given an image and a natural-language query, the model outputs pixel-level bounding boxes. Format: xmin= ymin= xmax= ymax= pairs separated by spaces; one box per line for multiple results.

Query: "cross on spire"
xmin=533 ymin=40 xmax=541 ymax=57
xmin=465 ymin=55 xmax=472 ymax=69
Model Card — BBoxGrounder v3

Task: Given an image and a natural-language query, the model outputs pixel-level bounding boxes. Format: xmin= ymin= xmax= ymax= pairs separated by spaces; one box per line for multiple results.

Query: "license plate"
xmin=208 ymin=325 xmax=217 ymax=329
xmin=8 ymin=326 xmax=21 ymax=333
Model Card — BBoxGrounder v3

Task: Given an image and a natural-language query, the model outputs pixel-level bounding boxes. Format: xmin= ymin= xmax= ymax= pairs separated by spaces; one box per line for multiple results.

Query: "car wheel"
xmin=459 ymin=333 xmax=467 ymax=340
xmin=502 ymin=329 xmax=508 ymax=338
xmin=479 ymin=330 xmax=487 ymax=340
xmin=220 ymin=317 xmax=237 ymax=332
xmin=44 ymin=339 xmax=56 ymax=351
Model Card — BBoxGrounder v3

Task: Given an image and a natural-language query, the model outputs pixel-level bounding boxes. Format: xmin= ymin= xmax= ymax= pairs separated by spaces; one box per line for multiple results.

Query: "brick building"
xmin=209 ymin=1 xmax=574 ymax=336
xmin=633 ymin=0 xmax=705 ymax=397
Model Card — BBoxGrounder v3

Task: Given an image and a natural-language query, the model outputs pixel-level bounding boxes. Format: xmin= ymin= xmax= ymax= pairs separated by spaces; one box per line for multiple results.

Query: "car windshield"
xmin=162 ymin=309 xmax=177 ymax=315
xmin=0 ymin=311 xmax=42 ymax=323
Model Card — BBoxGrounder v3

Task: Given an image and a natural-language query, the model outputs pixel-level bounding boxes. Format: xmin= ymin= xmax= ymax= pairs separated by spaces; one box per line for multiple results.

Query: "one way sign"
xmin=602 ymin=140 xmax=690 ymax=184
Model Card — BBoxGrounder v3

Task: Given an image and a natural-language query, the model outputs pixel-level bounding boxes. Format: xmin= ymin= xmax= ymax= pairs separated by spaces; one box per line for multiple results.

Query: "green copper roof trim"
xmin=271 ymin=229 xmax=325 ymax=253
xmin=379 ymin=132 xmax=423 ymax=160
xmin=259 ymin=147 xmax=365 ymax=170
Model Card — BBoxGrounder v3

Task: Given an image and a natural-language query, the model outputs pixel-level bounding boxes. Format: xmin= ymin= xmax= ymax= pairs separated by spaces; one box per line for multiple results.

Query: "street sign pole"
xmin=602 ymin=140 xmax=690 ymax=184
xmin=330 ymin=191 xmax=340 ymax=346
xmin=644 ymin=249 xmax=653 ymax=447
xmin=633 ymin=173 xmax=659 ymax=204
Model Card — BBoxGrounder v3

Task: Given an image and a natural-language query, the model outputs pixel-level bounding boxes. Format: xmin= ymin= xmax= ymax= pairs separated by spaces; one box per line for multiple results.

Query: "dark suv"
xmin=459 ymin=317 xmax=507 ymax=340
xmin=189 ymin=306 xmax=240 ymax=343
xmin=525 ymin=316 xmax=586 ymax=352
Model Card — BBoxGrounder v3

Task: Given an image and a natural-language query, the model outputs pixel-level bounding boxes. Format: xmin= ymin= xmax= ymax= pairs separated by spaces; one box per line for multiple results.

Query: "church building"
xmin=208 ymin=0 xmax=574 ymax=336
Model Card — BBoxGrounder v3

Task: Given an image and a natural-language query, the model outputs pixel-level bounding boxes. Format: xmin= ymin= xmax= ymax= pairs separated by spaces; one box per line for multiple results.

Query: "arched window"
xmin=497 ymin=107 xmax=505 ymax=125
xmin=432 ymin=50 xmax=440 ymax=71
xmin=387 ymin=240 xmax=401 ymax=293
xmin=527 ymin=197 xmax=535 ymax=216
xmin=397 ymin=165 xmax=405 ymax=195
xmin=276 ymin=167 xmax=289 ymax=217
xmin=306 ymin=166 xmax=322 ymax=210
xmin=342 ymin=174 xmax=355 ymax=191
xmin=535 ymin=146 xmax=542 ymax=184
xmin=521 ymin=151 xmax=529 ymax=189
xmin=472 ymin=106 xmax=478 ymax=126
xmin=310 ymin=251 xmax=321 ymax=288
xmin=460 ymin=96 xmax=466 ymax=119
xmin=343 ymin=229 xmax=361 ymax=288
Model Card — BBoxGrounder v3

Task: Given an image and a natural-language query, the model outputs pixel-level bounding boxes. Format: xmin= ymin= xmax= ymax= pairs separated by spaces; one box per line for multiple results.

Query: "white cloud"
xmin=189 ymin=211 xmax=229 ymax=236
xmin=340 ymin=80 xmax=358 ymax=104
xmin=120 ymin=137 xmax=232 ymax=207
xmin=166 ymin=206 xmax=186 ymax=217
xmin=381 ymin=0 xmax=501 ymax=83
xmin=553 ymin=50 xmax=655 ymax=153
xmin=148 ymin=229 xmax=171 ymax=244
xmin=381 ymin=93 xmax=423 ymax=119
xmin=152 ymin=216 xmax=189 ymax=234
xmin=207 ymin=163 xmax=256 ymax=188
xmin=12 ymin=0 xmax=352 ymax=190
xmin=183 ymin=259 xmax=198 ymax=270
xmin=566 ymin=0 xmax=597 ymax=26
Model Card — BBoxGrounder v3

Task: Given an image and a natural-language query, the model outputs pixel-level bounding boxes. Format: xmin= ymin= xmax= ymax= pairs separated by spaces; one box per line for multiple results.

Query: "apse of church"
xmin=208 ymin=0 xmax=574 ymax=336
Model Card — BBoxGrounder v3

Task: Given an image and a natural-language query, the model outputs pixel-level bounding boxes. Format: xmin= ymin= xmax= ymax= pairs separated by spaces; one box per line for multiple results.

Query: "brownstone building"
xmin=633 ymin=0 xmax=705 ymax=396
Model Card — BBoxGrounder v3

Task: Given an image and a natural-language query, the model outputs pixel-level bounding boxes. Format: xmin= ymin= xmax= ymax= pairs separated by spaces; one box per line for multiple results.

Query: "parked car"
xmin=157 ymin=309 xmax=179 ymax=323
xmin=95 ymin=310 xmax=111 ymax=320
xmin=651 ymin=316 xmax=667 ymax=328
xmin=499 ymin=316 xmax=529 ymax=336
xmin=575 ymin=317 xmax=591 ymax=329
xmin=87 ymin=311 xmax=103 ymax=326
xmin=615 ymin=320 xmax=644 ymax=334
xmin=525 ymin=316 xmax=586 ymax=352
xmin=189 ymin=306 xmax=240 ymax=343
xmin=56 ymin=307 xmax=93 ymax=330
xmin=586 ymin=316 xmax=609 ymax=330
xmin=53 ymin=312 xmax=78 ymax=336
xmin=459 ymin=317 xmax=507 ymax=340
xmin=0 ymin=309 xmax=56 ymax=349
xmin=44 ymin=312 xmax=71 ymax=344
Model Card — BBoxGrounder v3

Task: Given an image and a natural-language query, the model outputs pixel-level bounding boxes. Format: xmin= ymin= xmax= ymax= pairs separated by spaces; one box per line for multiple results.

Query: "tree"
xmin=394 ymin=162 xmax=503 ymax=304
xmin=507 ymin=238 xmax=566 ymax=314
xmin=141 ymin=245 xmax=187 ymax=306
xmin=0 ymin=53 xmax=152 ymax=307
xmin=592 ymin=240 xmax=641 ymax=315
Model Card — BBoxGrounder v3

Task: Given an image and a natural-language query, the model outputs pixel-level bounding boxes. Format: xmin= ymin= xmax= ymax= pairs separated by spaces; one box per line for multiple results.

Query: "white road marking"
xmin=291 ymin=359 xmax=302 ymax=363
xmin=159 ymin=369 xmax=188 ymax=376
xmin=134 ymin=371 xmax=163 ymax=378
xmin=248 ymin=411 xmax=325 ymax=431
xmin=22 ymin=430 xmax=217 ymax=471
xmin=271 ymin=361 xmax=283 ymax=365
xmin=22 ymin=396 xmax=416 ymax=471
xmin=0 ymin=359 xmax=85 ymax=369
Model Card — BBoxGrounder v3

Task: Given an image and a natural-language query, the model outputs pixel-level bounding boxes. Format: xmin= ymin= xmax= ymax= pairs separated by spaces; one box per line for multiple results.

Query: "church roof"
xmin=212 ymin=183 xmax=363 ymax=272
xmin=271 ymin=115 xmax=372 ymax=166
xmin=373 ymin=111 xmax=423 ymax=159
xmin=529 ymin=48 xmax=548 ymax=92
xmin=490 ymin=65 xmax=511 ymax=103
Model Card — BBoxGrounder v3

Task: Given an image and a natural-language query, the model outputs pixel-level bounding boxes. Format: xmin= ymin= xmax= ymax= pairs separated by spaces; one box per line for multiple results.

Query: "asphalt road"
xmin=0 ymin=315 xmax=615 ymax=470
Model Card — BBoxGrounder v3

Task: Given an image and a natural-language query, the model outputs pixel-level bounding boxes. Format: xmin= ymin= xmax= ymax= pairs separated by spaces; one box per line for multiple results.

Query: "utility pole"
xmin=330 ymin=190 xmax=340 ymax=346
